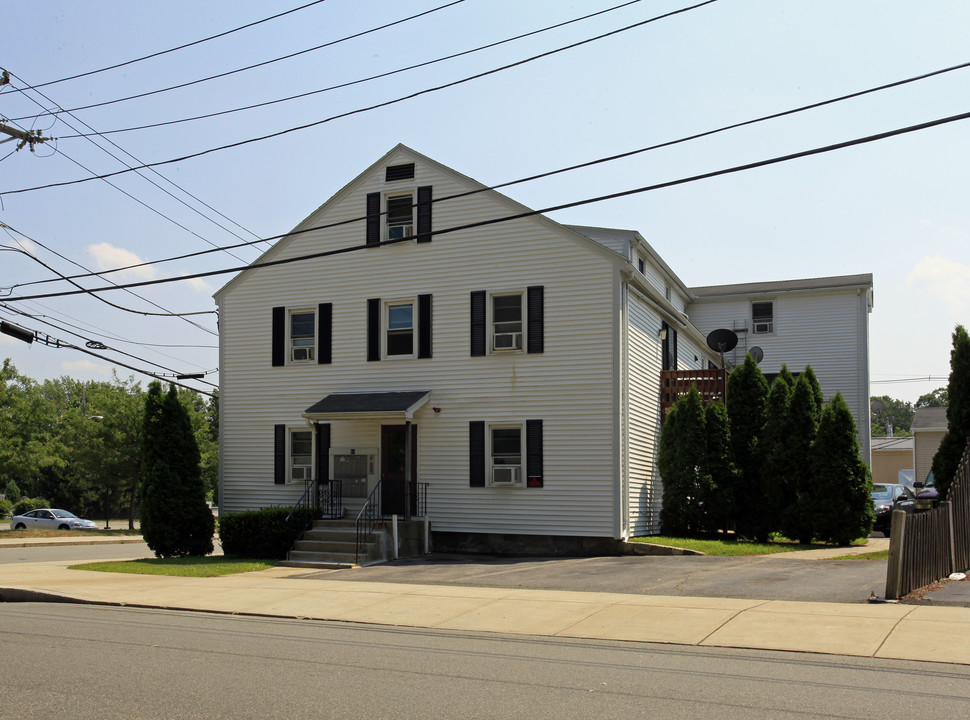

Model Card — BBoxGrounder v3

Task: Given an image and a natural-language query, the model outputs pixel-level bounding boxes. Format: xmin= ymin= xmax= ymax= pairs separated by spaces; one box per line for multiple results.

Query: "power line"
xmin=13 ymin=0 xmax=331 ymax=91
xmin=9 ymin=0 xmax=467 ymax=120
xmin=52 ymin=0 xmax=648 ymax=140
xmin=0 ymin=0 xmax=719 ymax=197
xmin=11 ymin=55 xmax=970 ymax=292
xmin=7 ymin=106 xmax=970 ymax=304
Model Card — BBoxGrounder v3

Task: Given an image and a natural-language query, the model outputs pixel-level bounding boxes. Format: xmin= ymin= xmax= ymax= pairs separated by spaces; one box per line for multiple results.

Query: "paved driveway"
xmin=300 ymin=552 xmax=889 ymax=604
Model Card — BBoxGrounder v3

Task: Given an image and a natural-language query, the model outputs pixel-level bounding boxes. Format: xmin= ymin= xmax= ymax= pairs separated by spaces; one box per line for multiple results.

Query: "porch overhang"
xmin=302 ymin=391 xmax=431 ymax=422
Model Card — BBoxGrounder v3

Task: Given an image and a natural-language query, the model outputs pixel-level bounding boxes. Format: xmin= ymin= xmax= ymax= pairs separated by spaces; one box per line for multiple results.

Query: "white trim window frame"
xmin=490 ymin=291 xmax=524 ymax=352
xmin=751 ymin=301 xmax=774 ymax=334
xmin=385 ymin=192 xmax=414 ymax=241
xmin=289 ymin=428 xmax=314 ymax=482
xmin=488 ymin=424 xmax=524 ymax=487
xmin=385 ymin=299 xmax=415 ymax=358
xmin=289 ymin=308 xmax=316 ymax=362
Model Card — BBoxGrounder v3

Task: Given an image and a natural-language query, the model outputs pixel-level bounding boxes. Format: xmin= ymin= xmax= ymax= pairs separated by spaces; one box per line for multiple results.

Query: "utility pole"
xmin=1 ymin=69 xmax=51 ymax=151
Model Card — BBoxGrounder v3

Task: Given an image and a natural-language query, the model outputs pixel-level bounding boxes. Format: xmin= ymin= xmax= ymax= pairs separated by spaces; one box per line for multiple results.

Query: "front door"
xmin=381 ymin=424 xmax=417 ymax=517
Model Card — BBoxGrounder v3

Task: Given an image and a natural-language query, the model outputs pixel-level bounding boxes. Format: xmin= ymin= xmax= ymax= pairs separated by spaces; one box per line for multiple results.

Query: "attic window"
xmin=386 ymin=163 xmax=415 ymax=181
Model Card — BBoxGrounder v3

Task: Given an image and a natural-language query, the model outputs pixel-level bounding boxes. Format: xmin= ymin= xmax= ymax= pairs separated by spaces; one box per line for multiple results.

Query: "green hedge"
xmin=219 ymin=507 xmax=319 ymax=559
xmin=0 ymin=498 xmax=12 ymax=519
xmin=13 ymin=497 xmax=52 ymax=516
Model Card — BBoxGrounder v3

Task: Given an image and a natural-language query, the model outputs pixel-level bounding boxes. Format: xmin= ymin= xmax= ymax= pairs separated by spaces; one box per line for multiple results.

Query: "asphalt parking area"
xmin=297 ymin=553 xmax=889 ymax=605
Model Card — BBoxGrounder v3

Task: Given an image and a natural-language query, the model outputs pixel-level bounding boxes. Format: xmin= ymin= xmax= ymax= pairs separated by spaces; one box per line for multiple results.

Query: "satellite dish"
xmin=749 ymin=346 xmax=764 ymax=364
xmin=871 ymin=399 xmax=885 ymax=414
xmin=706 ymin=328 xmax=738 ymax=353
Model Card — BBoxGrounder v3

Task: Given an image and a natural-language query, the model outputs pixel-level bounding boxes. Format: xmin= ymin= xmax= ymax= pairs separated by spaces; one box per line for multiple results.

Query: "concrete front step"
xmin=284 ymin=519 xmax=385 ymax=567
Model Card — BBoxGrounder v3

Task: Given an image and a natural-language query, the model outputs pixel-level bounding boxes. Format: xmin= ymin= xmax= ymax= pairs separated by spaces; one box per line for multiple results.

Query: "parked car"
xmin=871 ymin=483 xmax=916 ymax=537
xmin=913 ymin=471 xmax=939 ymax=512
xmin=9 ymin=508 xmax=98 ymax=531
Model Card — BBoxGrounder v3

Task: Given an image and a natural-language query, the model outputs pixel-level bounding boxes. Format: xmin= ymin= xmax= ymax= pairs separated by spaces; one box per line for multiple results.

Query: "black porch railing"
xmin=285 ymin=479 xmax=343 ymax=556
xmin=354 ymin=480 xmax=429 ymax=565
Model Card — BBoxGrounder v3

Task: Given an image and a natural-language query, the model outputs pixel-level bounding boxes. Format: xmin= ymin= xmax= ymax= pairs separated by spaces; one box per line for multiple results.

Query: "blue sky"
xmin=2 ymin=0 xmax=968 ymax=404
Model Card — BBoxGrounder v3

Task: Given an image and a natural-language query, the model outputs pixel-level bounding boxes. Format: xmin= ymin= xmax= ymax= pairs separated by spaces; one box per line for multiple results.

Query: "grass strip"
xmin=71 ymin=556 xmax=275 ymax=577
xmin=629 ymin=535 xmax=869 ymax=556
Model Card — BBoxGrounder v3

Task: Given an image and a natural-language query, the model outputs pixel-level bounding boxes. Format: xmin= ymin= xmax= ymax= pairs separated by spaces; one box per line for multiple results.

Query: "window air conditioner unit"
xmin=387 ymin=224 xmax=413 ymax=240
xmin=493 ymin=332 xmax=522 ymax=350
xmin=492 ymin=466 xmax=521 ymax=485
xmin=753 ymin=321 xmax=773 ymax=334
xmin=291 ymin=347 xmax=314 ymax=361
xmin=291 ymin=466 xmax=311 ymax=481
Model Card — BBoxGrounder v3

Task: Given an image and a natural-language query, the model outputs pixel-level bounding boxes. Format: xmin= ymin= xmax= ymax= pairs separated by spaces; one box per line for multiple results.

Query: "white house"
xmin=215 ymin=145 xmax=873 ymax=552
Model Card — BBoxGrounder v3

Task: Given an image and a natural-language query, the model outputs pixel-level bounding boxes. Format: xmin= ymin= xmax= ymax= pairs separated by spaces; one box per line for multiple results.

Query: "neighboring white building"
xmin=913 ymin=407 xmax=948 ymax=486
xmin=215 ymin=145 xmax=873 ymax=549
xmin=687 ymin=275 xmax=874 ymax=462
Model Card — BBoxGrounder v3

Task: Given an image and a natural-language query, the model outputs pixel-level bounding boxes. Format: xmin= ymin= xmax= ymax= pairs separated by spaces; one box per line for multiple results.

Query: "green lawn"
xmin=630 ymin=535 xmax=870 ymax=556
xmin=71 ymin=557 xmax=276 ymax=577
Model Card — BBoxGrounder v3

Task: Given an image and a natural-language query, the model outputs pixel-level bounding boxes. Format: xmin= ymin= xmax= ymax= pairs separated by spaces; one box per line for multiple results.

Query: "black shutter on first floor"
xmin=526 ymin=419 xmax=543 ymax=487
xmin=470 ymin=290 xmax=486 ymax=356
xmin=469 ymin=421 xmax=485 ymax=487
xmin=366 ymin=192 xmax=381 ymax=246
xmin=418 ymin=294 xmax=432 ymax=359
xmin=272 ymin=306 xmax=285 ymax=367
xmin=367 ymin=298 xmax=381 ymax=361
xmin=274 ymin=424 xmax=286 ymax=484
xmin=317 ymin=303 xmax=332 ymax=364
xmin=316 ymin=423 xmax=331 ymax=482
xmin=527 ymin=285 xmax=544 ymax=354
xmin=416 ymin=185 xmax=432 ymax=243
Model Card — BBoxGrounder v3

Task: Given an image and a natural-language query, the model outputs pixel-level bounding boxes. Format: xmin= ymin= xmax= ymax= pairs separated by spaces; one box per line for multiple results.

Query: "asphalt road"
xmin=2 ymin=603 xmax=968 ymax=720
xmin=300 ymin=553 xmax=891 ymax=604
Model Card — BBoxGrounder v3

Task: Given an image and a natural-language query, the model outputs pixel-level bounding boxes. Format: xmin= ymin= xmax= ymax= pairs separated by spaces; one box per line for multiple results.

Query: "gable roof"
xmin=214 ymin=144 xmax=622 ymax=300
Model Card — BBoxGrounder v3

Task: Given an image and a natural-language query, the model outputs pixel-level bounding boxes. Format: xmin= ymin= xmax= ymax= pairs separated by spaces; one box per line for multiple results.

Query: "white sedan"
xmin=10 ymin=509 xmax=99 ymax=531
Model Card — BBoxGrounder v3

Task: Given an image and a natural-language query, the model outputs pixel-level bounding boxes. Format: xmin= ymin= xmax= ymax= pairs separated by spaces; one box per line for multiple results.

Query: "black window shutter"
xmin=416 ymin=185 xmax=432 ymax=243
xmin=274 ymin=424 xmax=286 ymax=484
xmin=526 ymin=419 xmax=543 ymax=487
xmin=272 ymin=306 xmax=285 ymax=367
xmin=470 ymin=290 xmax=486 ymax=356
xmin=318 ymin=303 xmax=332 ymax=364
xmin=661 ymin=321 xmax=671 ymax=371
xmin=672 ymin=328 xmax=679 ymax=370
xmin=527 ymin=285 xmax=544 ymax=354
xmin=469 ymin=421 xmax=485 ymax=487
xmin=366 ymin=192 xmax=381 ymax=246
xmin=316 ymin=424 xmax=331 ymax=482
xmin=418 ymin=294 xmax=432 ymax=359
xmin=367 ymin=298 xmax=381 ymax=361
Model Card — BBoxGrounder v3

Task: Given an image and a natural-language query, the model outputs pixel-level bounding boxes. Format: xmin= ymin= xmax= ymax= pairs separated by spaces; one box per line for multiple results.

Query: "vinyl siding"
xmin=218 ymin=150 xmax=621 ymax=537
xmin=914 ymin=430 xmax=945 ymax=486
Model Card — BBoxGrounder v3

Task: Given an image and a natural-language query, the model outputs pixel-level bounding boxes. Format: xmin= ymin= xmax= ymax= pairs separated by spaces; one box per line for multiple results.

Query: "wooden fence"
xmin=660 ymin=369 xmax=728 ymax=420
xmin=885 ymin=437 xmax=970 ymax=599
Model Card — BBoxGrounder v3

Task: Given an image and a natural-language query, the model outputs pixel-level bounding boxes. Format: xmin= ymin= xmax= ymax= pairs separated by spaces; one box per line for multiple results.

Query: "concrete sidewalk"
xmin=2 ymin=541 xmax=970 ymax=666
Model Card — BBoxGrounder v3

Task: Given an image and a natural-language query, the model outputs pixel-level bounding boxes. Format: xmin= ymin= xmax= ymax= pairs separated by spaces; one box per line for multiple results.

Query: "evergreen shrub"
xmin=219 ymin=507 xmax=319 ymax=559
xmin=13 ymin=497 xmax=52 ymax=515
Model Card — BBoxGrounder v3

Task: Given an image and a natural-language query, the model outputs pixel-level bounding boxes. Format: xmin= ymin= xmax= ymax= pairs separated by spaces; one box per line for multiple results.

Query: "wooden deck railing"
xmin=660 ymin=369 xmax=728 ymax=420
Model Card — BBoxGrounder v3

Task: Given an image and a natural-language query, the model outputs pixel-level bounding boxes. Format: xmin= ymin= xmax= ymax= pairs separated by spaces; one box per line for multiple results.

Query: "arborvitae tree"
xmin=704 ymin=399 xmax=735 ymax=535
xmin=727 ymin=354 xmax=769 ymax=541
xmin=781 ymin=373 xmax=822 ymax=543
xmin=810 ymin=393 xmax=874 ymax=545
xmin=762 ymin=369 xmax=795 ymax=538
xmin=659 ymin=386 xmax=713 ymax=536
xmin=141 ymin=382 xmax=214 ymax=557
xmin=932 ymin=325 xmax=970 ymax=499
xmin=801 ymin=365 xmax=824 ymax=417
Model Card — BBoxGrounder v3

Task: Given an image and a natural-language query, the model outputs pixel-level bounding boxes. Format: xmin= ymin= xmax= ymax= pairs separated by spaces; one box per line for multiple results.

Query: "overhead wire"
xmin=10 ymin=56 xmax=970 ymax=290
xmin=6 ymin=106 xmax=970 ymax=304
xmin=12 ymin=0 xmax=331 ymax=91
xmin=52 ymin=0 xmax=649 ymax=139
xmin=0 ymin=0 xmax=720 ymax=197
xmin=7 ymin=0 xmax=468 ymax=120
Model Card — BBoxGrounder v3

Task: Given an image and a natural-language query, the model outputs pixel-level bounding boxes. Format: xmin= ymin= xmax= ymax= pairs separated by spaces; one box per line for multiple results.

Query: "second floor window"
xmin=290 ymin=310 xmax=315 ymax=362
xmin=492 ymin=294 xmax=523 ymax=350
xmin=387 ymin=302 xmax=414 ymax=356
xmin=752 ymin=302 xmax=774 ymax=334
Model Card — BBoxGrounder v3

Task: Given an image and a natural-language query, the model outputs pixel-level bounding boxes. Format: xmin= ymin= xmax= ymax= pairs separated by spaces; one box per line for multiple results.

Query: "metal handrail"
xmin=285 ymin=479 xmax=343 ymax=560
xmin=354 ymin=481 xmax=430 ymax=565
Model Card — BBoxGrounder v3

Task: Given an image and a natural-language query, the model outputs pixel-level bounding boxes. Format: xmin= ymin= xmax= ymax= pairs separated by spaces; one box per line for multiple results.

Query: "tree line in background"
xmin=870 ymin=388 xmax=947 ymax=437
xmin=659 ymin=358 xmax=873 ymax=545
xmin=0 ymin=359 xmax=218 ymax=529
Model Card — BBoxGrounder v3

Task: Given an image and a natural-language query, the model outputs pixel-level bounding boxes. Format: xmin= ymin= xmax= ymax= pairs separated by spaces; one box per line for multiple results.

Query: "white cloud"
xmin=179 ymin=273 xmax=212 ymax=293
xmin=60 ymin=359 xmax=112 ymax=377
xmin=86 ymin=242 xmax=157 ymax=280
xmin=907 ymin=255 xmax=970 ymax=315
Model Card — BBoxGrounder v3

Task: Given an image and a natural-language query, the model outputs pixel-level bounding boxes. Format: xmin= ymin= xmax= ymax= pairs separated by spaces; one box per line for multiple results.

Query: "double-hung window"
xmin=490 ymin=426 xmax=522 ymax=486
xmin=386 ymin=194 xmax=413 ymax=240
xmin=386 ymin=302 xmax=414 ymax=356
xmin=492 ymin=294 xmax=522 ymax=350
xmin=290 ymin=429 xmax=313 ymax=481
xmin=752 ymin=302 xmax=774 ymax=334
xmin=289 ymin=310 xmax=315 ymax=362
